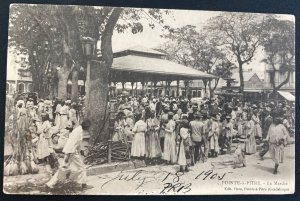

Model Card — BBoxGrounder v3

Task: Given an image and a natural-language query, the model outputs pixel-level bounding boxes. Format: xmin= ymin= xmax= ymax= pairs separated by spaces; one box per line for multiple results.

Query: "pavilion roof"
xmin=110 ymin=55 xmax=217 ymax=82
xmin=113 ymin=45 xmax=167 ymax=57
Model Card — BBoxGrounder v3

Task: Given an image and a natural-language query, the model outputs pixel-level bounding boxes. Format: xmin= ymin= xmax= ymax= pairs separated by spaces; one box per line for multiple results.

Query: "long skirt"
xmin=238 ymin=124 xmax=244 ymax=137
xmin=245 ymin=135 xmax=256 ymax=154
xmin=177 ymin=140 xmax=187 ymax=165
xmin=55 ymin=114 xmax=61 ymax=128
xmin=145 ymin=131 xmax=162 ymax=158
xmin=253 ymin=124 xmax=262 ymax=138
xmin=209 ymin=135 xmax=219 ymax=153
xmin=269 ymin=143 xmax=284 ymax=164
xmin=163 ymin=132 xmax=177 ymax=163
xmin=131 ymin=132 xmax=145 ymax=157
xmin=36 ymin=134 xmax=51 ymax=159
xmin=60 ymin=115 xmax=68 ymax=129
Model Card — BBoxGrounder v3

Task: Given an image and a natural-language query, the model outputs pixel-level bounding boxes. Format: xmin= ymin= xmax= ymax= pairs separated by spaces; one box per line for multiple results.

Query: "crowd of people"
xmin=6 ymin=93 xmax=295 ymax=188
xmin=111 ymin=95 xmax=294 ymax=173
xmin=6 ymin=96 xmax=85 ymax=174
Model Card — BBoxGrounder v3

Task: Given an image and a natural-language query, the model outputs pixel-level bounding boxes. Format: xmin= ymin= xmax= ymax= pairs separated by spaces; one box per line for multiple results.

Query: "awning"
xmin=110 ymin=55 xmax=217 ymax=82
xmin=244 ymin=89 xmax=263 ymax=92
xmin=277 ymin=91 xmax=295 ymax=102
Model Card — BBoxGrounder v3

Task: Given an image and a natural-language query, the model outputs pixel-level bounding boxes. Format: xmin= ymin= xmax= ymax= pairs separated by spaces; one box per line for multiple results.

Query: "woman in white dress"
xmin=209 ymin=115 xmax=220 ymax=157
xmin=145 ymin=111 xmax=162 ymax=163
xmin=177 ymin=119 xmax=191 ymax=172
xmin=245 ymin=114 xmax=256 ymax=154
xmin=36 ymin=113 xmax=51 ymax=162
xmin=131 ymin=113 xmax=146 ymax=159
xmin=54 ymin=100 xmax=62 ymax=128
xmin=252 ymin=109 xmax=262 ymax=139
xmin=163 ymin=112 xmax=177 ymax=164
xmin=59 ymin=101 xmax=69 ymax=129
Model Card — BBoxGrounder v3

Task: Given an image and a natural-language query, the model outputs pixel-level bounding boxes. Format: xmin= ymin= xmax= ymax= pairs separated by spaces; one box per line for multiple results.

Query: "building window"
xmin=28 ymin=83 xmax=32 ymax=92
xmin=197 ymin=90 xmax=201 ymax=97
xmin=20 ymin=57 xmax=26 ymax=68
xmin=192 ymin=90 xmax=197 ymax=97
xmin=18 ymin=83 xmax=25 ymax=93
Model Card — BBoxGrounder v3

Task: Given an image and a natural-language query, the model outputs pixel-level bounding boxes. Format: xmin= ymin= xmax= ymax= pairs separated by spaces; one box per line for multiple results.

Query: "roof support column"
xmin=153 ymin=81 xmax=157 ymax=97
xmin=113 ymin=82 xmax=117 ymax=97
xmin=167 ymin=81 xmax=172 ymax=97
xmin=135 ymin=82 xmax=138 ymax=97
xmin=176 ymin=80 xmax=180 ymax=97
xmin=141 ymin=81 xmax=145 ymax=97
xmin=122 ymin=82 xmax=125 ymax=91
xmin=131 ymin=82 xmax=134 ymax=96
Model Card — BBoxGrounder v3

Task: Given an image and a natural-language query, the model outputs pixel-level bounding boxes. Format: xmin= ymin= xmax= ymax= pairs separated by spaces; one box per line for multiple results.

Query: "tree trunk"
xmin=71 ymin=70 xmax=79 ymax=102
xmin=275 ymin=71 xmax=291 ymax=91
xmin=238 ymin=61 xmax=244 ymax=93
xmin=57 ymin=70 xmax=69 ymax=100
xmin=87 ymin=7 xmax=123 ymax=144
xmin=209 ymin=78 xmax=219 ymax=99
xmin=87 ymin=61 xmax=109 ymax=143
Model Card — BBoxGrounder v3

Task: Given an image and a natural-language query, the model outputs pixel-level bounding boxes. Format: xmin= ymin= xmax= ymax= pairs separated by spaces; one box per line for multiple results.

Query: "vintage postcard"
xmin=3 ymin=3 xmax=295 ymax=195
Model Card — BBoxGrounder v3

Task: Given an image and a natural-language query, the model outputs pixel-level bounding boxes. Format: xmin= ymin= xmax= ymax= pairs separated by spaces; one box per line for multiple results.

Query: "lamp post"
xmin=81 ymin=37 xmax=96 ymax=115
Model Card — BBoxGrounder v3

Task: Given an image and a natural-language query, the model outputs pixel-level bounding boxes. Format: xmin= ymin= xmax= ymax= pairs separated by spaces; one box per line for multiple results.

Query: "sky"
xmin=111 ymin=9 xmax=295 ymax=75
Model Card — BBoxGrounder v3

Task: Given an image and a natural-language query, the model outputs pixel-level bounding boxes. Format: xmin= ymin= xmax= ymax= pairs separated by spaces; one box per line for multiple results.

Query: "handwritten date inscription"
xmin=101 ymin=168 xmax=232 ymax=194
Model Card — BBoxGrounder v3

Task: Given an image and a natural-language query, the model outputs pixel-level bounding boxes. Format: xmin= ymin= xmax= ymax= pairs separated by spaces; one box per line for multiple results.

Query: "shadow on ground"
xmin=4 ymin=181 xmax=93 ymax=195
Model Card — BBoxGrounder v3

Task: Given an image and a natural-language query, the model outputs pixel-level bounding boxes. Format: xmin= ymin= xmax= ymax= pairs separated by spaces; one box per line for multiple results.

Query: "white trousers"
xmin=46 ymin=152 xmax=87 ymax=186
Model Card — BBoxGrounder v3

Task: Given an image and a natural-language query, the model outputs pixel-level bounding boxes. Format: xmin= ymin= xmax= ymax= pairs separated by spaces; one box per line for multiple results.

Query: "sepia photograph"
xmin=3 ymin=4 xmax=295 ymax=195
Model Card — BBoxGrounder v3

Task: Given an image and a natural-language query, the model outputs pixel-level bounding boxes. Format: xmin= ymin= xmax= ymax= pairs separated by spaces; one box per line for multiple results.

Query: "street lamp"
xmin=81 ymin=37 xmax=96 ymax=115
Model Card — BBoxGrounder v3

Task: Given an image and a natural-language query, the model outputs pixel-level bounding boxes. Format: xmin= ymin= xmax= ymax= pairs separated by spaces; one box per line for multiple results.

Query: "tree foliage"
xmin=8 ymin=4 xmax=170 ymax=99
xmin=205 ymin=13 xmax=265 ymax=92
xmin=160 ymin=25 xmax=236 ymax=97
xmin=8 ymin=4 xmax=170 ymax=143
xmin=260 ymin=17 xmax=295 ymax=91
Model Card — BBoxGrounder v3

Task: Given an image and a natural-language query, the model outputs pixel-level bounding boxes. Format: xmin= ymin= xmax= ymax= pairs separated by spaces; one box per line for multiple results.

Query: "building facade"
xmin=6 ymin=48 xmax=33 ymax=95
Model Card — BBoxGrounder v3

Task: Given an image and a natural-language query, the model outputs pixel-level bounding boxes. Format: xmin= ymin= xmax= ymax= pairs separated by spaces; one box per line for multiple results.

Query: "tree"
xmin=206 ymin=13 xmax=265 ymax=93
xmin=9 ymin=5 xmax=85 ymax=100
xmin=9 ymin=4 xmax=170 ymax=143
xmin=261 ymin=17 xmax=295 ymax=91
xmin=160 ymin=25 xmax=235 ymax=98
